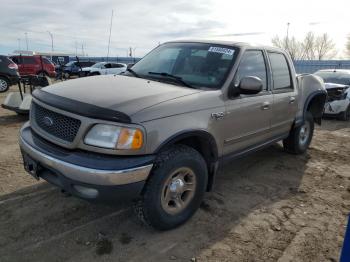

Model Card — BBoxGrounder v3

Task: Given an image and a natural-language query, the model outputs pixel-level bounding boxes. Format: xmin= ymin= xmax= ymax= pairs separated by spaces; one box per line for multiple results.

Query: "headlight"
xmin=84 ymin=124 xmax=143 ymax=150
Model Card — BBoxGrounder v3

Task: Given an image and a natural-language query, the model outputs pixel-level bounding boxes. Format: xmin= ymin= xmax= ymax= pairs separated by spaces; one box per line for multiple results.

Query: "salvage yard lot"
xmin=0 ymin=88 xmax=349 ymax=262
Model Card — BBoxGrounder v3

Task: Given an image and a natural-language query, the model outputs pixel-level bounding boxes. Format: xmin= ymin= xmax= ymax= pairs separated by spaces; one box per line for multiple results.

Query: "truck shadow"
xmin=0 ymin=144 xmax=308 ymax=262
xmin=0 ymin=114 xmax=28 ymax=126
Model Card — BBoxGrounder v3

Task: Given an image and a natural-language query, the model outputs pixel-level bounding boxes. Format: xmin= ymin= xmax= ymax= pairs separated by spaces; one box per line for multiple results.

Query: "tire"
xmin=0 ymin=77 xmax=10 ymax=93
xmin=134 ymin=145 xmax=208 ymax=230
xmin=339 ymin=105 xmax=350 ymax=121
xmin=89 ymin=72 xmax=100 ymax=76
xmin=283 ymin=111 xmax=314 ymax=154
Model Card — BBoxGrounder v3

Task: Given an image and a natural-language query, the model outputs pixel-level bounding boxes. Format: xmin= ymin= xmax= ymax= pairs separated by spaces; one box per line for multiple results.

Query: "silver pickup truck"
xmin=19 ymin=40 xmax=327 ymax=230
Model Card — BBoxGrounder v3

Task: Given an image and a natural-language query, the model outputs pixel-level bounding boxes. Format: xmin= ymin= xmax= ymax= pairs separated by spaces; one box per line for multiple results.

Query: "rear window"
xmin=112 ymin=63 xmax=125 ymax=68
xmin=268 ymin=52 xmax=292 ymax=90
xmin=42 ymin=58 xmax=53 ymax=64
xmin=0 ymin=57 xmax=10 ymax=64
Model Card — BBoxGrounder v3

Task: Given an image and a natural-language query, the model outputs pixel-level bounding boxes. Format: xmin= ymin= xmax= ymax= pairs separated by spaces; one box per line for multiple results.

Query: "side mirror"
xmin=238 ymin=76 xmax=263 ymax=95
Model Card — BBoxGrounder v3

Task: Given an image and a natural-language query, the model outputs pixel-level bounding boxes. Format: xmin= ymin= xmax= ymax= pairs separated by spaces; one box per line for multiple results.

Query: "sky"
xmin=0 ymin=0 xmax=349 ymax=58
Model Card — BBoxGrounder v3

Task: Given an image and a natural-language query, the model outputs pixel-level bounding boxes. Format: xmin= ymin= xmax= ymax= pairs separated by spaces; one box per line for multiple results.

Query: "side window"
xmin=114 ymin=64 xmax=125 ymax=68
xmin=23 ymin=57 xmax=36 ymax=64
xmin=268 ymin=52 xmax=292 ymax=90
xmin=234 ymin=50 xmax=267 ymax=90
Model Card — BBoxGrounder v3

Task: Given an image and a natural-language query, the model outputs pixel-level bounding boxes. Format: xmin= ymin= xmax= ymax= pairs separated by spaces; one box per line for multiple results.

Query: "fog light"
xmin=73 ymin=185 xmax=98 ymax=198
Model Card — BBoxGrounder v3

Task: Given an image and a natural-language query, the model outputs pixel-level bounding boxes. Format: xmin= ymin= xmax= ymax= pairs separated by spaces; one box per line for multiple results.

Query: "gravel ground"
xmin=0 ymin=86 xmax=349 ymax=262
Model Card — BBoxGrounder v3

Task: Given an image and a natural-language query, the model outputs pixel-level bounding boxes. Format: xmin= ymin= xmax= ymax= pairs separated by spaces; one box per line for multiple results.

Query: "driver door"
xmin=223 ymin=50 xmax=273 ymax=155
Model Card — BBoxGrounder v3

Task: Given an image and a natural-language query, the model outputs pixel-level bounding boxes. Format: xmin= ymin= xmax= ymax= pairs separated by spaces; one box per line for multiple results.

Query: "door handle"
xmin=261 ymin=102 xmax=270 ymax=110
xmin=289 ymin=96 xmax=296 ymax=104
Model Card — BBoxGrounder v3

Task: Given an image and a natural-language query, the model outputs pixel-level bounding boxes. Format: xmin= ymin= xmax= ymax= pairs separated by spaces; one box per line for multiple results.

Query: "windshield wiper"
xmin=148 ymin=72 xmax=195 ymax=88
xmin=126 ymin=68 xmax=140 ymax=78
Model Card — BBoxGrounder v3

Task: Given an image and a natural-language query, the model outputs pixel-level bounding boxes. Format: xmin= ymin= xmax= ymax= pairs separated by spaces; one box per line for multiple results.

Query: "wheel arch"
xmin=303 ymin=90 xmax=327 ymax=125
xmin=0 ymin=74 xmax=10 ymax=82
xmin=155 ymin=130 xmax=219 ymax=192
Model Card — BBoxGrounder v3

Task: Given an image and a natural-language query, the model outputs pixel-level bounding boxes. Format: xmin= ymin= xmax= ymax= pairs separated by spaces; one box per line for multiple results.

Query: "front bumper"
xmin=19 ymin=123 xmax=155 ymax=202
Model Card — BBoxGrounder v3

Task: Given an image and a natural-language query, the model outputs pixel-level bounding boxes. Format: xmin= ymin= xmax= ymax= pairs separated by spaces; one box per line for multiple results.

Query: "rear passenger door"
xmin=101 ymin=63 xmax=111 ymax=74
xmin=22 ymin=57 xmax=37 ymax=75
xmin=223 ymin=50 xmax=273 ymax=155
xmin=111 ymin=63 xmax=126 ymax=74
xmin=267 ymin=52 xmax=298 ymax=136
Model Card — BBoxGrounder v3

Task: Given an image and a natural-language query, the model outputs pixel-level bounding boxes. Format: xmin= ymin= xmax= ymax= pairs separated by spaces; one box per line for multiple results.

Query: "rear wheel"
xmin=283 ymin=111 xmax=314 ymax=154
xmin=0 ymin=77 xmax=10 ymax=93
xmin=134 ymin=145 xmax=208 ymax=230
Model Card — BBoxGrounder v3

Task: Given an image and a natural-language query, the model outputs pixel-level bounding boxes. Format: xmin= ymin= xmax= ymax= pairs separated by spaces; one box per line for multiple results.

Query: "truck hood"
xmin=82 ymin=67 xmax=93 ymax=71
xmin=325 ymin=82 xmax=350 ymax=90
xmin=42 ymin=75 xmax=201 ymax=116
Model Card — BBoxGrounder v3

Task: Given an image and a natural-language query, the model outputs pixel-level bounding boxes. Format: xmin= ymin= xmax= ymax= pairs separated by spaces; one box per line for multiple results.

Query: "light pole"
xmin=24 ymin=32 xmax=29 ymax=51
xmin=17 ymin=38 xmax=21 ymax=51
xmin=47 ymin=31 xmax=54 ymax=61
xmin=286 ymin=22 xmax=290 ymax=51
xmin=106 ymin=9 xmax=114 ymax=62
xmin=132 ymin=47 xmax=137 ymax=63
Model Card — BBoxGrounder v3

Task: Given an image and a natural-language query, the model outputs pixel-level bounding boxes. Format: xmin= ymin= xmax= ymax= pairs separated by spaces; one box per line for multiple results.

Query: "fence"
xmin=69 ymin=56 xmax=141 ymax=64
xmin=294 ymin=60 xmax=350 ymax=74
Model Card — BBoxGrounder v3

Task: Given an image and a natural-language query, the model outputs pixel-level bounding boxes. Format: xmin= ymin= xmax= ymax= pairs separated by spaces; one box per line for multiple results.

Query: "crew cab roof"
xmin=165 ymin=39 xmax=286 ymax=53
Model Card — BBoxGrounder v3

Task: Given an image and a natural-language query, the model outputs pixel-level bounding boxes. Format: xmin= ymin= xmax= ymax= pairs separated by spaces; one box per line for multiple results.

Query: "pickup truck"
xmin=19 ymin=40 xmax=327 ymax=230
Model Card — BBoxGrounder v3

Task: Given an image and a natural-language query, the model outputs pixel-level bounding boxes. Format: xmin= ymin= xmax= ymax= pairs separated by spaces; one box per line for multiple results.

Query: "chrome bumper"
xmin=19 ymin=135 xmax=153 ymax=186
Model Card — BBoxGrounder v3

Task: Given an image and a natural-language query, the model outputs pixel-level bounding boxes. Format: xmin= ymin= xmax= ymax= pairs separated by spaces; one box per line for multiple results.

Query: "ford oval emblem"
xmin=43 ymin=116 xmax=54 ymax=127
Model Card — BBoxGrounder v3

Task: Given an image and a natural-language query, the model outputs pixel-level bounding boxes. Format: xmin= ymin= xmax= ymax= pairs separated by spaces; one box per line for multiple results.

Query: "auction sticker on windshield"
xmin=208 ymin=46 xmax=235 ymax=56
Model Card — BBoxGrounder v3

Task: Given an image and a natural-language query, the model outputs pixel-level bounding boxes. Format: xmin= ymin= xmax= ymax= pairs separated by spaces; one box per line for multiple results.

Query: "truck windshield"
xmin=131 ymin=42 xmax=239 ymax=89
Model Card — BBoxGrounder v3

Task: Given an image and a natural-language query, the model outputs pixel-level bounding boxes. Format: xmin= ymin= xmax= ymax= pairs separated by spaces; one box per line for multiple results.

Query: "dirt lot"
xmin=0 ymin=87 xmax=349 ymax=262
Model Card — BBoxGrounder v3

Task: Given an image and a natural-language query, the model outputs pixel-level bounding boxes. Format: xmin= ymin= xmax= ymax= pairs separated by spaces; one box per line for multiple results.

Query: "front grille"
xmin=32 ymin=102 xmax=81 ymax=142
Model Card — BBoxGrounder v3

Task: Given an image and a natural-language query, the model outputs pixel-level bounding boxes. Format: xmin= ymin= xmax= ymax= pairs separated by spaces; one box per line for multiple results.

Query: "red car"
xmin=10 ymin=55 xmax=56 ymax=78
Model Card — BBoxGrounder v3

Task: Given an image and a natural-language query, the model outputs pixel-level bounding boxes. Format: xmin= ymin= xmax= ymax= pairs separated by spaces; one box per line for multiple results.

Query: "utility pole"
xmin=106 ymin=9 xmax=114 ymax=62
xmin=82 ymin=44 xmax=85 ymax=56
xmin=25 ymin=32 xmax=29 ymax=51
xmin=47 ymin=31 xmax=54 ymax=61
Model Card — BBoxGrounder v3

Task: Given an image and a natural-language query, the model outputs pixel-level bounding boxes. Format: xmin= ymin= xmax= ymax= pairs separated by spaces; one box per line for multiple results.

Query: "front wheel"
xmin=283 ymin=111 xmax=314 ymax=154
xmin=134 ymin=145 xmax=208 ymax=230
xmin=0 ymin=77 xmax=10 ymax=93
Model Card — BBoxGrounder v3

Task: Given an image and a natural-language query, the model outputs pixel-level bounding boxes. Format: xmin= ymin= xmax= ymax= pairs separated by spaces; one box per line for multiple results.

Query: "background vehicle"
xmin=63 ymin=61 xmax=95 ymax=78
xmin=0 ymin=55 xmax=19 ymax=93
xmin=314 ymin=69 xmax=350 ymax=120
xmin=82 ymin=62 xmax=127 ymax=76
xmin=10 ymin=55 xmax=56 ymax=78
xmin=19 ymin=41 xmax=326 ymax=230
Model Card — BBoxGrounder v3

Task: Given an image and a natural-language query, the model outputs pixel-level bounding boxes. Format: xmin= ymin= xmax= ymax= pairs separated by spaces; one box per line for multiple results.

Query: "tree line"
xmin=271 ymin=32 xmax=338 ymax=60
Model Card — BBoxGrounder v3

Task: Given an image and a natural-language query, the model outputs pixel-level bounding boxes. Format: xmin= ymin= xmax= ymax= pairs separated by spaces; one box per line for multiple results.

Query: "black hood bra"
xmin=32 ymin=89 xmax=131 ymax=123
